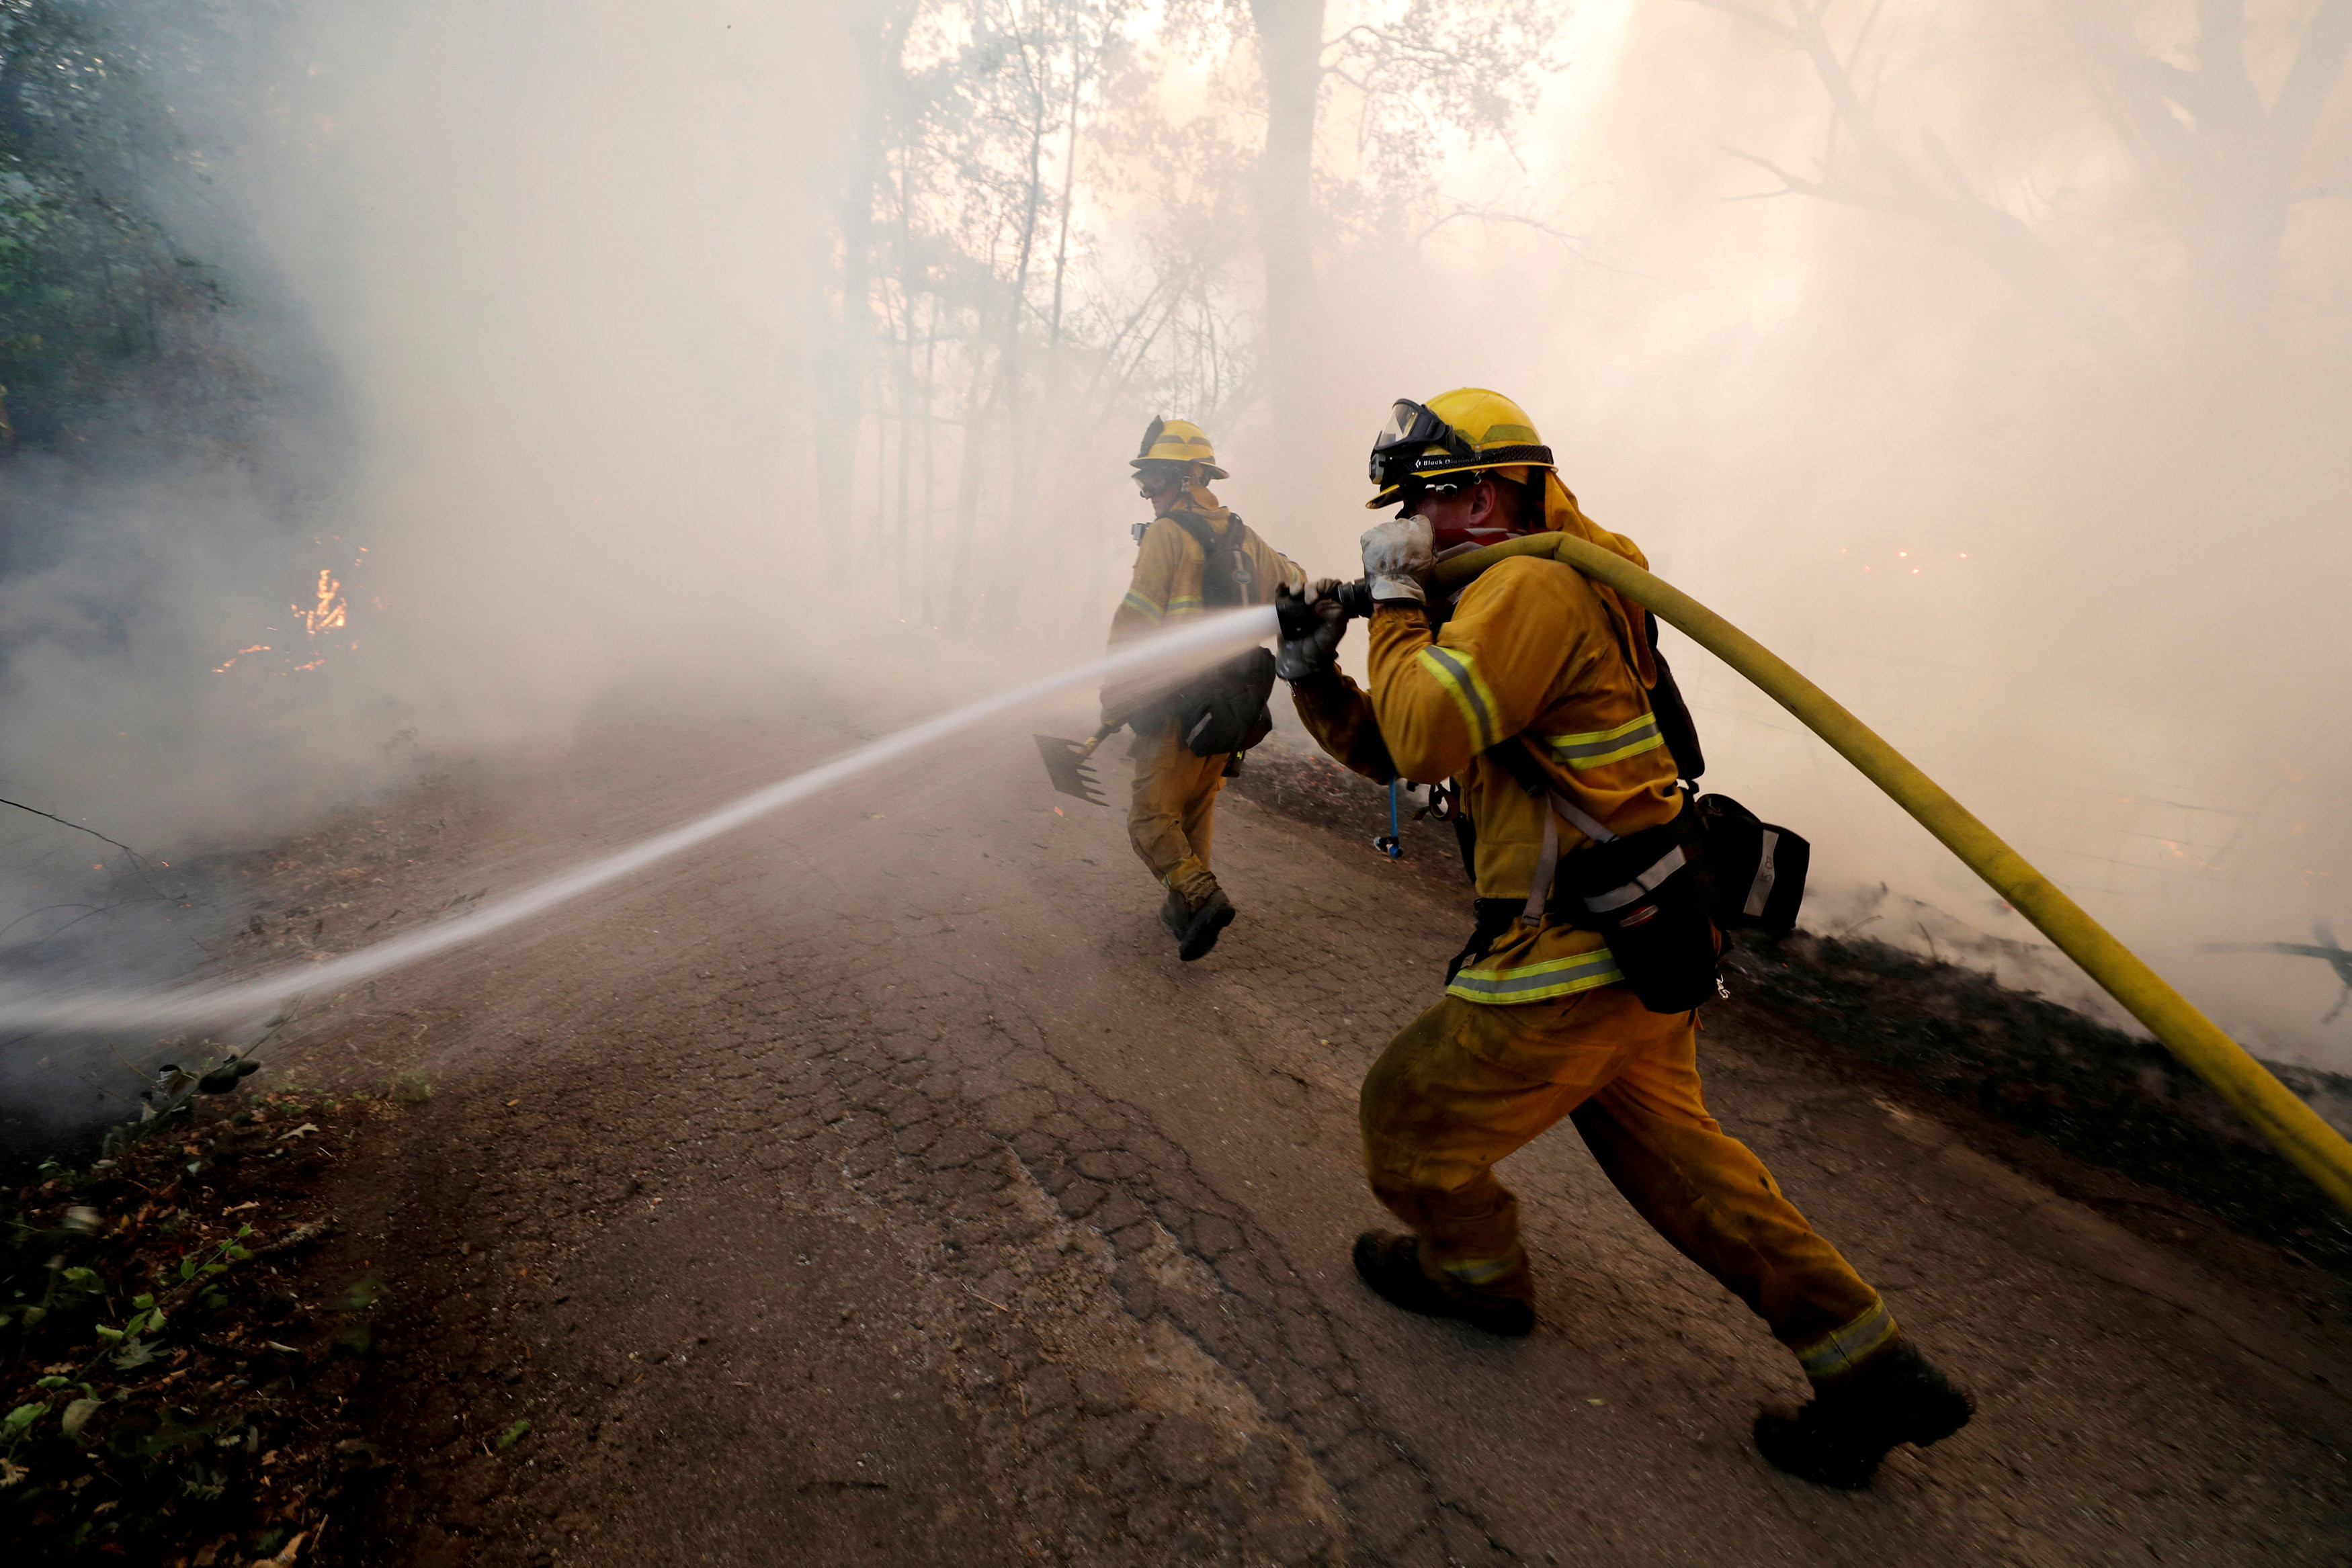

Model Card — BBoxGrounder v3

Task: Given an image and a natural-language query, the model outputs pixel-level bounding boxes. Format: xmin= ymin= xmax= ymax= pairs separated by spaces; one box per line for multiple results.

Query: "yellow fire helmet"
xmin=1366 ymin=387 xmax=1554 ymax=508
xmin=1131 ymin=416 xmax=1228 ymax=480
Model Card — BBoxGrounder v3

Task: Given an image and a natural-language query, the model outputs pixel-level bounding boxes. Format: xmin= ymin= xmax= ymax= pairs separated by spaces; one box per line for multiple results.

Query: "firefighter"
xmin=1104 ymin=418 xmax=1306 ymax=960
xmin=1272 ymin=388 xmax=1972 ymax=1489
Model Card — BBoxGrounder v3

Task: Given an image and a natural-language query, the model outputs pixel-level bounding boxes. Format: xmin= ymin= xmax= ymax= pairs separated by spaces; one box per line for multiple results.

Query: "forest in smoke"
xmin=2 ymin=0 xmax=2350 ymax=1061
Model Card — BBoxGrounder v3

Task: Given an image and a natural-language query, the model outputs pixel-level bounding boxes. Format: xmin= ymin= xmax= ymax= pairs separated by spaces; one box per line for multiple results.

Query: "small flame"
xmin=214 ymin=547 xmax=370 ymax=677
xmin=297 ymin=569 xmax=348 ymax=636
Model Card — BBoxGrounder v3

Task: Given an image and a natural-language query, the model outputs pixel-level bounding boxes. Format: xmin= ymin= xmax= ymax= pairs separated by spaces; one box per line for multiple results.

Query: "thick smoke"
xmin=1 ymin=0 xmax=2348 ymax=1102
xmin=1261 ymin=0 xmax=2352 ymax=1065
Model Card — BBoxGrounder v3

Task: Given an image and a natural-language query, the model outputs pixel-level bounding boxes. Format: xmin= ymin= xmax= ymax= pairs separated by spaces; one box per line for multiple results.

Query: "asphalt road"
xmin=253 ymin=707 xmax=2351 ymax=1567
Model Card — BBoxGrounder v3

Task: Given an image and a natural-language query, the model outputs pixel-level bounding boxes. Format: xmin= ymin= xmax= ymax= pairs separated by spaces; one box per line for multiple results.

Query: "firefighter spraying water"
xmin=1241 ymin=384 xmax=2352 ymax=1493
xmin=1273 ymin=388 xmax=1973 ymax=1488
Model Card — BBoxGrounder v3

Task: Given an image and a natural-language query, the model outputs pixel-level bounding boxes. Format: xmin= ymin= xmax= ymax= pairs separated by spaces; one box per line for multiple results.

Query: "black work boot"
xmin=1753 ymin=1341 xmax=1974 ymax=1488
xmin=1352 ymin=1231 xmax=1534 ymax=1338
xmin=1172 ymin=887 xmax=1235 ymax=961
xmin=1160 ymin=888 xmax=1188 ymax=942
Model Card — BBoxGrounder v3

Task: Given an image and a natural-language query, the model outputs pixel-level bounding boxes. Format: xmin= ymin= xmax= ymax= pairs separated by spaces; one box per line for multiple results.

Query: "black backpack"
xmin=1161 ymin=511 xmax=1277 ymax=756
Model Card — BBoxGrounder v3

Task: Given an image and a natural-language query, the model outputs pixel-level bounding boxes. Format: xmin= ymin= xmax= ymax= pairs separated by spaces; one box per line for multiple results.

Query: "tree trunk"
xmin=982 ymin=62 xmax=1054 ymax=634
xmin=816 ymin=5 xmax=916 ymax=579
xmin=1249 ymin=0 xmax=1325 ymax=466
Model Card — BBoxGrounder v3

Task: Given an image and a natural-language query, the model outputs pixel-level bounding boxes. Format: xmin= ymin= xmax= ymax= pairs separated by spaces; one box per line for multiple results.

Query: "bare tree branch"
xmin=1693 ymin=0 xmax=2152 ymax=374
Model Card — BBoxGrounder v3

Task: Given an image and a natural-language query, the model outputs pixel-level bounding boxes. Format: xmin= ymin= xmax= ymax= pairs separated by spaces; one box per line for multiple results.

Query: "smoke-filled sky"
xmin=3 ymin=0 xmax=2349 ymax=1065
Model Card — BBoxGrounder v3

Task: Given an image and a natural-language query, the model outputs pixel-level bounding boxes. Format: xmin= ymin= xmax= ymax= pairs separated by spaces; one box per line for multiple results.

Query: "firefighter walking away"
xmin=1103 ymin=419 xmax=1305 ymax=960
xmin=1273 ymin=388 xmax=1974 ymax=1489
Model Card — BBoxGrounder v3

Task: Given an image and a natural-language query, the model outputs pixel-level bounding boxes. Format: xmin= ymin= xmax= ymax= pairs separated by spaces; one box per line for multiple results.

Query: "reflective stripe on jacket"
xmin=1290 ymin=554 xmax=1684 ymax=1004
xmin=1102 ymin=501 xmax=1304 ymax=722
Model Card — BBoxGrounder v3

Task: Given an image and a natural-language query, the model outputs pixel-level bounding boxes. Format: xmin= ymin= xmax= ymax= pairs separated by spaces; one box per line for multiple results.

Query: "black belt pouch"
xmin=1556 ymin=823 xmax=1721 ymax=1014
xmin=1690 ymin=793 xmax=1809 ymax=935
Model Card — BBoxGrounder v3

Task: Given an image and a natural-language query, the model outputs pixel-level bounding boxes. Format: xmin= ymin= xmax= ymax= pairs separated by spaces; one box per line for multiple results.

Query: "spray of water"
xmin=0 ymin=609 xmax=1278 ymax=1035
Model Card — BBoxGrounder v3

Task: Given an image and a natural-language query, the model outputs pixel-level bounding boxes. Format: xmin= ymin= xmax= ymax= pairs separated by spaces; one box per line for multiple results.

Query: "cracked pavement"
xmin=259 ymin=709 xmax=2351 ymax=1566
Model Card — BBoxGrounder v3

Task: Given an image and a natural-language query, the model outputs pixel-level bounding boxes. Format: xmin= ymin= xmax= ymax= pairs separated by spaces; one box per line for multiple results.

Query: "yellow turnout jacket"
xmin=1292 ymin=481 xmax=1685 ymax=1004
xmin=1103 ymin=492 xmax=1304 ymax=724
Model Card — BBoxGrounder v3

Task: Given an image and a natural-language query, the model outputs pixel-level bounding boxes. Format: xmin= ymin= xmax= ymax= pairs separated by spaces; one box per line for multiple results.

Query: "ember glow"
xmin=210 ymin=644 xmax=271 ymax=674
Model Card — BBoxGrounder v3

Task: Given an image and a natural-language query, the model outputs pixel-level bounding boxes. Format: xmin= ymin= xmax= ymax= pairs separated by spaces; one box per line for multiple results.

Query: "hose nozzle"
xmin=1275 ymin=579 xmax=1376 ymax=644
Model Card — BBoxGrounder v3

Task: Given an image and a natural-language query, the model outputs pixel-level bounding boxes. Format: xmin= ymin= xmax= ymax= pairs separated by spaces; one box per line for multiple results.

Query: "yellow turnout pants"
xmin=1360 ymin=984 xmax=1896 ymax=1379
xmin=1127 ymin=720 xmax=1226 ymax=904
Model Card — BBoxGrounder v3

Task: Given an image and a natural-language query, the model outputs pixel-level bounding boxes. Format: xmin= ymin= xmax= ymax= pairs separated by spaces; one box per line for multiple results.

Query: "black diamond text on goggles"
xmin=1368 ymin=399 xmax=1478 ymax=490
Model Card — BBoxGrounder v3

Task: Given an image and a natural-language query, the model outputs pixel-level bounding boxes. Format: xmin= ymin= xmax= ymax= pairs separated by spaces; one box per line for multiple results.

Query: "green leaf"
xmin=112 ymin=1340 xmax=155 ymax=1370
xmin=94 ymin=1325 xmax=124 ymax=1342
xmin=179 ymin=1255 xmax=198 ymax=1281
xmin=60 ymin=1267 xmax=99 ymax=1289
xmin=34 ymin=1376 xmax=69 ymax=1389
xmin=224 ymin=1245 xmax=252 ymax=1263
xmin=60 ymin=1397 xmax=100 ymax=1442
xmin=497 ymin=1419 xmax=531 ymax=1450
xmin=2 ymin=1403 xmax=46 ymax=1434
xmin=236 ymin=1224 xmax=254 ymax=1239
xmin=132 ymin=1293 xmax=155 ymax=1311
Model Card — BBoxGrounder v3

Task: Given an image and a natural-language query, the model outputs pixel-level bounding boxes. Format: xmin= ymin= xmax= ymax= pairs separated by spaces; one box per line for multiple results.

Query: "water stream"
xmin=0 ymin=608 xmax=1279 ymax=1034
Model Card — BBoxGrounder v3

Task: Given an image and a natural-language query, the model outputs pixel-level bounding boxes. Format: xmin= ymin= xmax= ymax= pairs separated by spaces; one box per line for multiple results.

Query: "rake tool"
xmin=1036 ymin=722 xmax=1120 ymax=806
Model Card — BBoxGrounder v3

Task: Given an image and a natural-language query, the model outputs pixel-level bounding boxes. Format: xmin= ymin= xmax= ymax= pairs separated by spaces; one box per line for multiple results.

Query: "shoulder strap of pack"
xmin=1482 ymin=736 xmax=1616 ymax=923
xmin=1163 ymin=509 xmax=1220 ymax=555
xmin=1644 ymin=611 xmax=1706 ymax=781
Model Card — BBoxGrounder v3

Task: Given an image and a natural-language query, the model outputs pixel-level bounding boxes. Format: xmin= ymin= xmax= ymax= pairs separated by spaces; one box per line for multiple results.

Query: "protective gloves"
xmin=1361 ymin=515 xmax=1435 ymax=605
xmin=1273 ymin=578 xmax=1350 ymax=682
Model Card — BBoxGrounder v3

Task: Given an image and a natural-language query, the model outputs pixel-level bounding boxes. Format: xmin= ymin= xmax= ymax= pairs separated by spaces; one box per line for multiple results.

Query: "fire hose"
xmin=1390 ymin=533 xmax=2352 ymax=1217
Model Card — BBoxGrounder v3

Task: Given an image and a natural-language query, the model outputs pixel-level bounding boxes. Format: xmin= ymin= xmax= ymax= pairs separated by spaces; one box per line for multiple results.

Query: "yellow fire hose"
xmin=1433 ymin=533 xmax=2352 ymax=1216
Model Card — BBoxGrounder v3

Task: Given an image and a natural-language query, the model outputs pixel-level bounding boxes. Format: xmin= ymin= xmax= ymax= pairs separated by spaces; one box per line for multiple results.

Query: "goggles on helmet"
xmin=1135 ymin=460 xmax=1191 ymax=498
xmin=1369 ymin=399 xmax=1478 ymax=490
